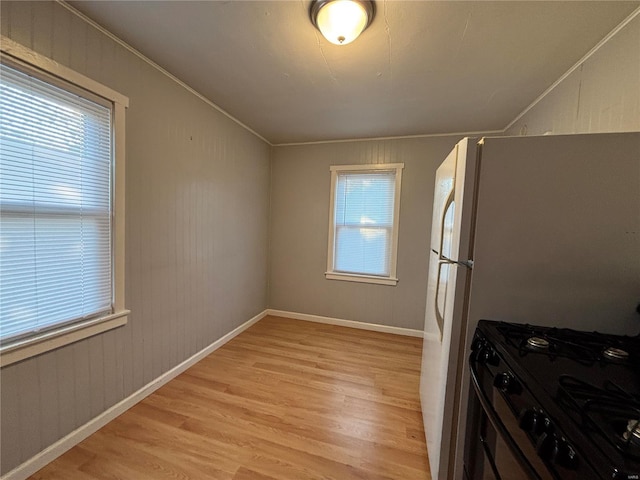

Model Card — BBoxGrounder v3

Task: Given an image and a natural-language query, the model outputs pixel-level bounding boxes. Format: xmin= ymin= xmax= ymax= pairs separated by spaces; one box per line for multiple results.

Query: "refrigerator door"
xmin=420 ymin=138 xmax=478 ymax=480
xmin=425 ymin=145 xmax=457 ymax=337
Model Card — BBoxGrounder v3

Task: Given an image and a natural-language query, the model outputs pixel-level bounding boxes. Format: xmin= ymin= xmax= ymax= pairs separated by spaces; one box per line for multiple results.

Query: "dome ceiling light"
xmin=309 ymin=0 xmax=376 ymax=46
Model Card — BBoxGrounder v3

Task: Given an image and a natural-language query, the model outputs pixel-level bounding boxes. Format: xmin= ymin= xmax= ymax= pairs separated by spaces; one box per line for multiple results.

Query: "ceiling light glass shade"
xmin=310 ymin=0 xmax=375 ymax=45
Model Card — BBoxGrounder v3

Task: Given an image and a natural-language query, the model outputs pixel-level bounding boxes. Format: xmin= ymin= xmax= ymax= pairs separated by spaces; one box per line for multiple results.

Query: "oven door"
xmin=465 ymin=355 xmax=553 ymax=480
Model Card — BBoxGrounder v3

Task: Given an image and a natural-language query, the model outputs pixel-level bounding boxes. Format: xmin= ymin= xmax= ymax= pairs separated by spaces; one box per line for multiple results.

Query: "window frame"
xmin=325 ymin=163 xmax=404 ymax=286
xmin=0 ymin=36 xmax=129 ymax=367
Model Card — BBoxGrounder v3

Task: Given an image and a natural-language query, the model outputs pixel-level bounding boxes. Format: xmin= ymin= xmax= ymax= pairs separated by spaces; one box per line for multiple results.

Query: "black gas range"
xmin=464 ymin=320 xmax=640 ymax=480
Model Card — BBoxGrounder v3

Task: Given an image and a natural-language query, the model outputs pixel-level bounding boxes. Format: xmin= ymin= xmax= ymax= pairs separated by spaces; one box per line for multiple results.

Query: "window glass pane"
xmin=332 ymin=170 xmax=397 ymax=277
xmin=335 ymin=172 xmax=395 ymax=227
xmin=0 ymin=62 xmax=112 ymax=343
xmin=335 ymin=226 xmax=390 ymax=276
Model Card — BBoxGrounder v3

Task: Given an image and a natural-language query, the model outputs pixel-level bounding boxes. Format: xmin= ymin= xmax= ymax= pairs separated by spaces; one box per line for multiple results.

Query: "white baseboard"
xmin=1 ymin=309 xmax=268 ymax=480
xmin=266 ymin=309 xmax=423 ymax=337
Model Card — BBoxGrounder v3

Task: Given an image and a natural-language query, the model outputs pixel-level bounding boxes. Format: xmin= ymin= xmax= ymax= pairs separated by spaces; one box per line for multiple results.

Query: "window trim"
xmin=0 ymin=36 xmax=129 ymax=367
xmin=326 ymin=163 xmax=404 ymax=286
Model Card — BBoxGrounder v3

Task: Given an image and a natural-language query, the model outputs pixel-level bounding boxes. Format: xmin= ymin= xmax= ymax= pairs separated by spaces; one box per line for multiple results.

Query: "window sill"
xmin=325 ymin=272 xmax=398 ymax=286
xmin=0 ymin=310 xmax=129 ymax=368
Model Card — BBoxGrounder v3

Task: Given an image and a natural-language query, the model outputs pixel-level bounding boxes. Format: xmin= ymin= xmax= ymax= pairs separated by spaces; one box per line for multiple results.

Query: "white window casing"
xmin=0 ymin=36 xmax=129 ymax=367
xmin=326 ymin=163 xmax=404 ymax=286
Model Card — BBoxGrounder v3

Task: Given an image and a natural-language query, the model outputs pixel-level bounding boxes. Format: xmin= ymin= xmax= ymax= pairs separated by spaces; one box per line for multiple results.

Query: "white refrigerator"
xmin=419 ymin=132 xmax=640 ymax=480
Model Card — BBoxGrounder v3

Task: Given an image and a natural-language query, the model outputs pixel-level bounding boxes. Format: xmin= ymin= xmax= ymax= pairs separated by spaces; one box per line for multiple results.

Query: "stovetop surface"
xmin=478 ymin=320 xmax=640 ymax=478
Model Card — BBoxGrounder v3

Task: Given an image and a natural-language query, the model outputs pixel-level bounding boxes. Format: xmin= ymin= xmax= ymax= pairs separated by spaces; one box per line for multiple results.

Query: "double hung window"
xmin=0 ymin=39 xmax=128 ymax=366
xmin=326 ymin=164 xmax=403 ymax=286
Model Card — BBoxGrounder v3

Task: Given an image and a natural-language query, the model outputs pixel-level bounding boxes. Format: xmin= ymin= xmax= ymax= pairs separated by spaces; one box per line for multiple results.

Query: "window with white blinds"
xmin=326 ymin=164 xmax=404 ymax=286
xmin=0 ymin=61 xmax=113 ymax=344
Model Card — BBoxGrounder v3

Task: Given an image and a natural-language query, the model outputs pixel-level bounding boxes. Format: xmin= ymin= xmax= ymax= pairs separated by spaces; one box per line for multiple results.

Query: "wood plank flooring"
xmin=30 ymin=315 xmax=431 ymax=480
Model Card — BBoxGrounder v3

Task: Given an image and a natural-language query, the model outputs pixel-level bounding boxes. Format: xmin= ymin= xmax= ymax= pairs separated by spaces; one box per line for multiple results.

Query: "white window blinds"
xmin=0 ymin=62 xmax=113 ymax=344
xmin=333 ymin=170 xmax=396 ymax=276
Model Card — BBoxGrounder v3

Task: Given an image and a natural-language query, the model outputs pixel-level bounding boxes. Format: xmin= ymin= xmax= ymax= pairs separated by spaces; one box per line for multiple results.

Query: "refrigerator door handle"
xmin=434 ymin=261 xmax=445 ymax=338
xmin=431 ymin=250 xmax=474 ymax=269
xmin=437 ymin=188 xmax=455 ymax=261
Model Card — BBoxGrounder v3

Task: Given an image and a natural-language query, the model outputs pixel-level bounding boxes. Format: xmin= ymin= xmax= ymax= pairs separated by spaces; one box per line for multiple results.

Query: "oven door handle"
xmin=469 ymin=358 xmax=542 ymax=480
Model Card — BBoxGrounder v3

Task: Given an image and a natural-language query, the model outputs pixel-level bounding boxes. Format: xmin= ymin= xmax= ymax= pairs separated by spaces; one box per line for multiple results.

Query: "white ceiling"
xmin=69 ymin=1 xmax=639 ymax=145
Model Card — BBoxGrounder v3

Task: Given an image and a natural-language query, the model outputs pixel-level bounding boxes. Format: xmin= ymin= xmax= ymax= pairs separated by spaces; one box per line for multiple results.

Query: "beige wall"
xmin=2 ymin=1 xmax=639 ymax=477
xmin=506 ymin=14 xmax=640 ymax=136
xmin=266 ymin=11 xmax=640 ymax=333
xmin=268 ymin=136 xmax=479 ymax=330
xmin=0 ymin=2 xmax=270 ymax=475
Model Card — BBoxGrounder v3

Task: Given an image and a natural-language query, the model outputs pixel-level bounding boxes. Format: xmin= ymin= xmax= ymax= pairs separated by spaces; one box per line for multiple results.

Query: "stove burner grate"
xmin=557 ymin=375 xmax=640 ymax=460
xmin=496 ymin=322 xmax=640 ymax=365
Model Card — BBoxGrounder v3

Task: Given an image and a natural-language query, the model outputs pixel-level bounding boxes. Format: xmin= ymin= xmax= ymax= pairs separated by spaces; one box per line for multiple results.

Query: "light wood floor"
xmin=30 ymin=315 xmax=431 ymax=480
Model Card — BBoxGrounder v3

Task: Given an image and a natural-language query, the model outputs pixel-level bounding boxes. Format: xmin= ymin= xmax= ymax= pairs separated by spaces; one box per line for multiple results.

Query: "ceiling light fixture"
xmin=310 ymin=0 xmax=375 ymax=46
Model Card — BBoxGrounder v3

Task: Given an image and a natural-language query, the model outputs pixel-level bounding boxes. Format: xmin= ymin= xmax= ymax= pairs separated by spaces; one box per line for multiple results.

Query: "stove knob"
xmin=476 ymin=345 xmax=500 ymax=366
xmin=471 ymin=337 xmax=485 ymax=352
xmin=555 ymin=438 xmax=579 ymax=470
xmin=536 ymin=432 xmax=559 ymax=461
xmin=493 ymin=372 xmax=522 ymax=394
xmin=536 ymin=433 xmax=579 ymax=469
xmin=519 ymin=409 xmax=551 ymax=436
